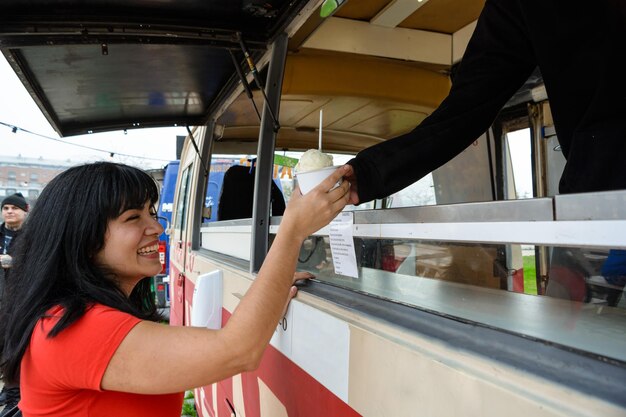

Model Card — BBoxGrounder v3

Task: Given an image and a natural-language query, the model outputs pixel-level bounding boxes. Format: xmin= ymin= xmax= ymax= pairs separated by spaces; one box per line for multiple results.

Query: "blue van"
xmin=153 ymin=161 xmax=180 ymax=311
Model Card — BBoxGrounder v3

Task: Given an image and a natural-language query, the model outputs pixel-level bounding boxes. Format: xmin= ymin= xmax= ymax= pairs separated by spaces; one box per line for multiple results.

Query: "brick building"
xmin=0 ymin=155 xmax=76 ymax=207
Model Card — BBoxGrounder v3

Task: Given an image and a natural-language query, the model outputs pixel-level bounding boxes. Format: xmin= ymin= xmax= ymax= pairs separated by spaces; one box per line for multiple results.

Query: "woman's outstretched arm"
xmin=101 ymin=166 xmax=351 ymax=394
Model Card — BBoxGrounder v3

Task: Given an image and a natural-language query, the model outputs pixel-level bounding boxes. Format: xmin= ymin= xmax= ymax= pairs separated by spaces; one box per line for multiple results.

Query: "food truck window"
xmin=173 ymin=166 xmax=191 ymax=231
xmin=506 ymin=128 xmax=533 ymax=199
xmin=201 ymin=152 xmax=287 ymax=223
xmin=292 ymin=234 xmax=626 ymax=364
xmin=202 ymin=150 xmax=375 ymax=225
xmin=386 ymin=174 xmax=436 ymax=208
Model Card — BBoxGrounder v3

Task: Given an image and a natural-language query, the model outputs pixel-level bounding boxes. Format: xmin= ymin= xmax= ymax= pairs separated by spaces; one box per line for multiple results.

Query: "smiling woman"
xmin=0 ymin=161 xmax=350 ymax=416
xmin=95 ymin=203 xmax=164 ymax=296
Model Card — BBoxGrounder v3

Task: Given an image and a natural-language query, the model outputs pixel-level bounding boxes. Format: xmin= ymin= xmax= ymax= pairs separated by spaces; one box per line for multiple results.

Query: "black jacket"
xmin=1 ymin=222 xmax=21 ymax=284
xmin=349 ymin=0 xmax=626 ymax=203
xmin=0 ymin=223 xmax=20 ymax=258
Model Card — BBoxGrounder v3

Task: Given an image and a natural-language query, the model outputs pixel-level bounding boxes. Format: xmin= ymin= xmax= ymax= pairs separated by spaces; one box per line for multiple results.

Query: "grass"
xmin=523 ymin=255 xmax=538 ymax=295
xmin=181 ymin=390 xmax=198 ymax=417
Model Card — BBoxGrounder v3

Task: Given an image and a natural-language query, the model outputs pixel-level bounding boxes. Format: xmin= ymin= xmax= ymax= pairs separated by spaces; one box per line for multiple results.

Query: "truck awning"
xmin=0 ymin=0 xmax=311 ymax=136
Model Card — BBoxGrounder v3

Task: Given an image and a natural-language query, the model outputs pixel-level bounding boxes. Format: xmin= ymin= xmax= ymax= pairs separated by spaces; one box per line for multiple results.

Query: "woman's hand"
xmin=280 ymin=271 xmax=314 ymax=318
xmin=281 ymin=165 xmax=351 ymax=242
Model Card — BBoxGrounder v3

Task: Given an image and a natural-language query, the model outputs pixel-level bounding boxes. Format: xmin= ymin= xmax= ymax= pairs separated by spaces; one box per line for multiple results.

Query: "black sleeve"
xmin=349 ymin=0 xmax=537 ymax=203
xmin=270 ymin=180 xmax=286 ymax=216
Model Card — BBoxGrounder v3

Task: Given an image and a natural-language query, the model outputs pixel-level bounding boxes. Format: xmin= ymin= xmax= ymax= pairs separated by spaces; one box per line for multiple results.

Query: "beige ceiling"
xmin=217 ymin=0 xmax=485 ymax=154
xmin=337 ymin=0 xmax=484 ymax=33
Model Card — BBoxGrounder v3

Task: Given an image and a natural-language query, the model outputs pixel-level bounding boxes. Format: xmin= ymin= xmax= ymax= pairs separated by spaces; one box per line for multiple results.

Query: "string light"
xmin=0 ymin=121 xmax=172 ymax=162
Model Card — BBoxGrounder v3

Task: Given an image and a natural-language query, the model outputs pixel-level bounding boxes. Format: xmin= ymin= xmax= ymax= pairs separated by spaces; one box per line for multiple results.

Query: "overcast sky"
xmin=0 ymin=54 xmax=187 ymax=169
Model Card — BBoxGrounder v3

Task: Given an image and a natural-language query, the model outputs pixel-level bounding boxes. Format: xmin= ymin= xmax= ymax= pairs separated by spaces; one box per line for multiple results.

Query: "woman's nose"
xmin=148 ymin=216 xmax=164 ymax=235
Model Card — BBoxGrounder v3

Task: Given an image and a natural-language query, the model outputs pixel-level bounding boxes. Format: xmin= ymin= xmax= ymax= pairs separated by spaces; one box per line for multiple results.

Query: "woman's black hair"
xmin=0 ymin=162 xmax=162 ymax=383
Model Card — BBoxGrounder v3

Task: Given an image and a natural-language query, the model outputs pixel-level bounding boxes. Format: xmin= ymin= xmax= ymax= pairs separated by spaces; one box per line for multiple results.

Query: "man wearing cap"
xmin=0 ymin=193 xmax=28 ymax=281
xmin=0 ymin=192 xmax=28 ymax=412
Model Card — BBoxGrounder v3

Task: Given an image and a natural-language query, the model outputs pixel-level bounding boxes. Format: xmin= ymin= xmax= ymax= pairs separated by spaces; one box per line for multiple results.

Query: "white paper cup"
xmin=296 ymin=165 xmax=342 ymax=194
xmin=0 ymin=254 xmax=12 ymax=268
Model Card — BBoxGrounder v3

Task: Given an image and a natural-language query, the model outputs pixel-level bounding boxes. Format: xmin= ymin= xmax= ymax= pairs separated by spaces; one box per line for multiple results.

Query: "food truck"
xmin=1 ymin=1 xmax=624 ymax=416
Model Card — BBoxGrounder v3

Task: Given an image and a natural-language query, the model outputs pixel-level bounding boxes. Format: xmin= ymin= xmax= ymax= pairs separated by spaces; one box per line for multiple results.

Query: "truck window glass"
xmin=174 ymin=165 xmax=191 ymax=231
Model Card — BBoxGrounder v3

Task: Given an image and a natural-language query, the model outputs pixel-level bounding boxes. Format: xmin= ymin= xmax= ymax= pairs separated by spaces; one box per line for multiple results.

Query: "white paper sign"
xmin=329 ymin=212 xmax=359 ymax=278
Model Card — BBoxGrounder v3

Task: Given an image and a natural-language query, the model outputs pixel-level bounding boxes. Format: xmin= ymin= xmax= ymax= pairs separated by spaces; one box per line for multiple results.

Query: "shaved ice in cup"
xmin=295 ymin=149 xmax=333 ymax=173
xmin=295 ymin=150 xmax=342 ymax=194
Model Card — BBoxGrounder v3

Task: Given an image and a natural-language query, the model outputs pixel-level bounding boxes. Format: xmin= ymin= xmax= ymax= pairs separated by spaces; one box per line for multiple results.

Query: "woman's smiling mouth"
xmin=137 ymin=243 xmax=159 ymax=255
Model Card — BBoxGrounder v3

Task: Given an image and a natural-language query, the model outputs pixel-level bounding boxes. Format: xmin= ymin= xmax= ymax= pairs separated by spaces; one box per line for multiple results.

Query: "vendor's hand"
xmin=342 ymin=164 xmax=360 ymax=205
xmin=282 ymin=165 xmax=350 ymax=241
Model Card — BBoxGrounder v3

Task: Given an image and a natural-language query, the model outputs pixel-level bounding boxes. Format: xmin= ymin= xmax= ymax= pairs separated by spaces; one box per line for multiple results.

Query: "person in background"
xmin=0 ymin=193 xmax=28 ymax=416
xmin=0 ymin=162 xmax=349 ymax=416
xmin=344 ymin=0 xmax=625 ymax=301
xmin=0 ymin=193 xmax=28 ymax=291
